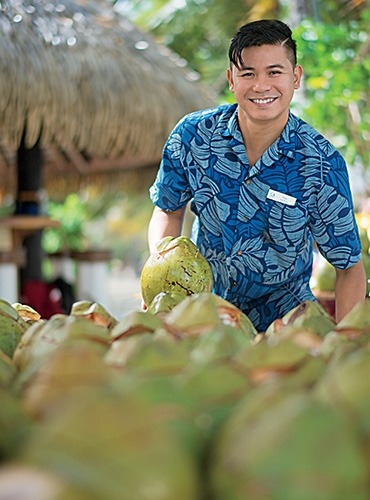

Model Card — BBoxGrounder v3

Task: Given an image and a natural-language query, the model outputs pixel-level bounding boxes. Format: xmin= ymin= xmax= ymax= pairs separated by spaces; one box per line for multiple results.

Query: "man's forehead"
xmin=234 ymin=46 xmax=292 ymax=69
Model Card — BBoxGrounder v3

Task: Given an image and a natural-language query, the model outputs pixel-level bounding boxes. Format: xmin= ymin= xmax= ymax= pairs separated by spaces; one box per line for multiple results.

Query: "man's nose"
xmin=252 ymin=76 xmax=271 ymax=92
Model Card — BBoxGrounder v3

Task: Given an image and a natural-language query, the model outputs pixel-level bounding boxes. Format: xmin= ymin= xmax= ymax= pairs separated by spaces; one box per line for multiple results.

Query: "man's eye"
xmin=241 ymin=72 xmax=253 ymax=77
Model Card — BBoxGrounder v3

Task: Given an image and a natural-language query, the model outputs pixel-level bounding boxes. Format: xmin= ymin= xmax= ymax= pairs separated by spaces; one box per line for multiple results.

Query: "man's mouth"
xmin=250 ymin=97 xmax=277 ymax=104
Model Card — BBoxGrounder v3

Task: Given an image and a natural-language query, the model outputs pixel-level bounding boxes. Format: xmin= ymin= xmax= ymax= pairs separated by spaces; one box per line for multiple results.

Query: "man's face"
xmin=226 ymin=44 xmax=302 ymax=125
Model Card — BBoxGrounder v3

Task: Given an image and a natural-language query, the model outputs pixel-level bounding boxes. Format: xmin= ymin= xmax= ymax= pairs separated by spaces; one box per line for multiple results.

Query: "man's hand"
xmin=335 ymin=259 xmax=367 ymax=322
xmin=148 ymin=206 xmax=186 ymax=253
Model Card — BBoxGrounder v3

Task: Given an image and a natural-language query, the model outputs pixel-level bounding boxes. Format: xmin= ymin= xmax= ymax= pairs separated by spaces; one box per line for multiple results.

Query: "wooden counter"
xmin=0 ymin=216 xmax=60 ymax=250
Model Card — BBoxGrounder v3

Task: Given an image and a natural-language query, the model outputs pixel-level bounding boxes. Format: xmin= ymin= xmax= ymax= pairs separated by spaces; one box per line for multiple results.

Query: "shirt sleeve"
xmin=310 ymin=152 xmax=362 ymax=269
xmin=149 ymin=118 xmax=193 ymax=211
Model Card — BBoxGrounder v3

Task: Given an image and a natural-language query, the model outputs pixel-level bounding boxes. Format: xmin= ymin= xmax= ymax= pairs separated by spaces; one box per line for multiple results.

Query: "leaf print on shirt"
xmin=268 ymin=203 xmax=307 ymax=247
xmin=315 ymin=184 xmax=355 ymax=242
xmin=187 ymin=116 xmax=219 ymax=170
xmin=315 ymin=133 xmax=337 ymax=157
xmin=167 ymin=133 xmax=182 ymax=161
xmin=192 ymin=176 xmax=230 ymax=236
xmin=320 ymin=245 xmax=356 ymax=268
xmin=200 ymin=247 xmax=229 ymax=289
xmin=211 ymin=139 xmax=243 ymax=178
xmin=263 ymin=248 xmax=298 ymax=284
xmin=232 ymin=237 xmax=266 ymax=275
xmin=189 ymin=137 xmax=212 ymax=168
xmin=197 ymin=196 xmax=225 ymax=236
xmin=298 ymin=123 xmax=336 ymax=157
xmin=238 ymin=179 xmax=268 ymax=220
xmin=300 ymin=155 xmax=330 ymax=187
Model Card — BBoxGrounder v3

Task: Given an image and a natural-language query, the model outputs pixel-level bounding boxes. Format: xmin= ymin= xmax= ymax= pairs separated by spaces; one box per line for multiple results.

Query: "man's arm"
xmin=335 ymin=259 xmax=367 ymax=323
xmin=148 ymin=206 xmax=186 ymax=253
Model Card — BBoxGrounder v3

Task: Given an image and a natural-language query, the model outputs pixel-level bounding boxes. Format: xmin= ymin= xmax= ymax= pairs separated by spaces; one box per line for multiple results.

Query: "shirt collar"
xmin=279 ymin=112 xmax=298 ymax=159
xmin=221 ymin=104 xmax=239 ymax=138
xmin=221 ymin=106 xmax=297 ymax=160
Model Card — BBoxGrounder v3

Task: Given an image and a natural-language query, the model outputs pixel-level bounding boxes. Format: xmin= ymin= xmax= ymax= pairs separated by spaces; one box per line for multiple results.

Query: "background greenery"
xmin=42 ymin=0 xmax=370 ymax=271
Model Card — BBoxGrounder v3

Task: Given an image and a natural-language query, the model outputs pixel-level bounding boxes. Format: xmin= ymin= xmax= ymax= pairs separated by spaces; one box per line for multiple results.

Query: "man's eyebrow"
xmin=238 ymin=63 xmax=286 ymax=70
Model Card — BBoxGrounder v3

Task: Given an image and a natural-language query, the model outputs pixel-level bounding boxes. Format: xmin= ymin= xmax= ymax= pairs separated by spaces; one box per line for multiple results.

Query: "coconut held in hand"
xmin=140 ymin=236 xmax=214 ymax=307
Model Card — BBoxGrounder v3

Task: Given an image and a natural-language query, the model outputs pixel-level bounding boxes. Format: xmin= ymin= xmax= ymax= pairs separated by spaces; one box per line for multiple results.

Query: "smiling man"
xmin=147 ymin=19 xmax=366 ymax=332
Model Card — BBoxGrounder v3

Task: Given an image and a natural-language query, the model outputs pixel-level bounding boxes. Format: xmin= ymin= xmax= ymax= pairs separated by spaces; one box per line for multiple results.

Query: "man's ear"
xmin=293 ymin=65 xmax=303 ymax=90
xmin=226 ymin=67 xmax=235 ymax=92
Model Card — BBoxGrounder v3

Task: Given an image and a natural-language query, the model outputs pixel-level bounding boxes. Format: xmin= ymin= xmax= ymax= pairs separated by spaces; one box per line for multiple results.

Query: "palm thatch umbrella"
xmin=0 ymin=0 xmax=215 ymax=290
xmin=0 ymin=0 xmax=215 ymax=200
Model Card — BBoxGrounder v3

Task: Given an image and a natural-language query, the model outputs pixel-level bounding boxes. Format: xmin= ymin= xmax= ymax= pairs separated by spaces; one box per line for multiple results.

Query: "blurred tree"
xmin=293 ymin=9 xmax=369 ymax=170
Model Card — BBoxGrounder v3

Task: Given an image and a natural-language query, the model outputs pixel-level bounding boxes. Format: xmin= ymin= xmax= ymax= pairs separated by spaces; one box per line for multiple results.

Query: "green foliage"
xmin=42 ymin=193 xmax=120 ymax=253
xmin=293 ymin=15 xmax=370 ymax=167
xmin=42 ymin=194 xmax=87 ymax=252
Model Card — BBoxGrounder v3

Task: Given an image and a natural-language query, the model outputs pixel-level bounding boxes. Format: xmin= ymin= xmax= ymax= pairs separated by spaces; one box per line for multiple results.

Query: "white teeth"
xmin=252 ymin=98 xmax=275 ymax=104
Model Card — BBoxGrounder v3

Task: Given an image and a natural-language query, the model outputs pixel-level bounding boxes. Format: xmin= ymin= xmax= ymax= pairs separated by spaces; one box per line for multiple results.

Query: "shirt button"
xmin=232 ymin=281 xmax=237 ymax=286
xmin=237 ymin=250 xmax=242 ymax=255
xmin=243 ymin=216 xmax=248 ymax=221
xmin=245 ymin=179 xmax=251 ymax=184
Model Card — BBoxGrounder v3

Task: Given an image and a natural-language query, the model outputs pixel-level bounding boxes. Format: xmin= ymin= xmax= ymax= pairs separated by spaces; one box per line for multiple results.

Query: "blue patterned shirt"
xmin=150 ymin=103 xmax=361 ymax=331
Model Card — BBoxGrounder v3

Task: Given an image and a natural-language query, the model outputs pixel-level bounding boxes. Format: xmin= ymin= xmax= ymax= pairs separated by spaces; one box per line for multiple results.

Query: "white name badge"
xmin=267 ymin=189 xmax=297 ymax=206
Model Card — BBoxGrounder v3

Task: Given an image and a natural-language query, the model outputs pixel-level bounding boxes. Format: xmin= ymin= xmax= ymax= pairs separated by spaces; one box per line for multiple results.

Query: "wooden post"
xmin=16 ymin=134 xmax=45 ymax=283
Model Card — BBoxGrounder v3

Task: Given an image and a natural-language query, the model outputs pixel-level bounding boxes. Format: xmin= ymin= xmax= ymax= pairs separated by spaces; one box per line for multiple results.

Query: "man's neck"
xmin=237 ymin=110 xmax=289 ymax=166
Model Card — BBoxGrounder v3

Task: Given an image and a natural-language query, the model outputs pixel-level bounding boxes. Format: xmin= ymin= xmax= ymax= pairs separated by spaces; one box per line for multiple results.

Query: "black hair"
xmin=228 ymin=19 xmax=297 ymax=68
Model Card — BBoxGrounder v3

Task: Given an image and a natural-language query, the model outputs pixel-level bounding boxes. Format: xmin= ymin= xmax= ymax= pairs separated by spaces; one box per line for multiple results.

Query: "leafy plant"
xmin=42 ymin=193 xmax=120 ymax=253
xmin=293 ymin=15 xmax=369 ymax=169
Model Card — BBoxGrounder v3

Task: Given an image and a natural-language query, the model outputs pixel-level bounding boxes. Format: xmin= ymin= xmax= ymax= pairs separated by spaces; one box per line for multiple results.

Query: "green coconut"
xmin=121 ymin=333 xmax=192 ymax=376
xmin=313 ymin=258 xmax=336 ymax=292
xmin=188 ymin=325 xmax=252 ymax=365
xmin=21 ymin=343 xmax=113 ymax=420
xmin=266 ymin=300 xmax=336 ymax=338
xmin=318 ymin=300 xmax=370 ymax=361
xmin=111 ymin=373 xmax=205 ymax=459
xmin=0 ymin=350 xmax=17 ymax=388
xmin=13 ymin=315 xmax=111 ymax=372
xmin=209 ymin=389 xmax=369 ymax=500
xmin=0 ymin=299 xmax=28 ymax=358
xmin=164 ymin=292 xmax=257 ymax=339
xmin=110 ymin=310 xmax=164 ymax=341
xmin=140 ymin=236 xmax=214 ymax=307
xmin=12 ymin=302 xmax=41 ymax=323
xmin=21 ymin=388 xmax=200 ymax=500
xmin=178 ymin=363 xmax=251 ymax=435
xmin=0 ymin=387 xmax=33 ymax=461
xmin=71 ymin=301 xmax=118 ymax=330
xmin=336 ymin=298 xmax=370 ymax=331
xmin=314 ymin=349 xmax=370 ymax=431
xmin=146 ymin=291 xmax=187 ymax=315
xmin=359 ymin=225 xmax=370 ymax=254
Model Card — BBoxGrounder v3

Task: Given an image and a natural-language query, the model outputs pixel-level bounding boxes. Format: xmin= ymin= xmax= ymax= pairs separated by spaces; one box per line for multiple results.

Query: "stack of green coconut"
xmin=0 ymin=237 xmax=370 ymax=499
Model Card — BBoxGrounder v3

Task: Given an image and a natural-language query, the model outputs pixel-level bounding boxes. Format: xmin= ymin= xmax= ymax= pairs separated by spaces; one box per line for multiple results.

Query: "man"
xmin=147 ymin=19 xmax=366 ymax=332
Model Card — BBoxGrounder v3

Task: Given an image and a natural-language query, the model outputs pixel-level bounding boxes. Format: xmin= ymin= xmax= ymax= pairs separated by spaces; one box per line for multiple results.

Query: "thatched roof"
xmin=0 ymin=0 xmax=215 ymax=197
